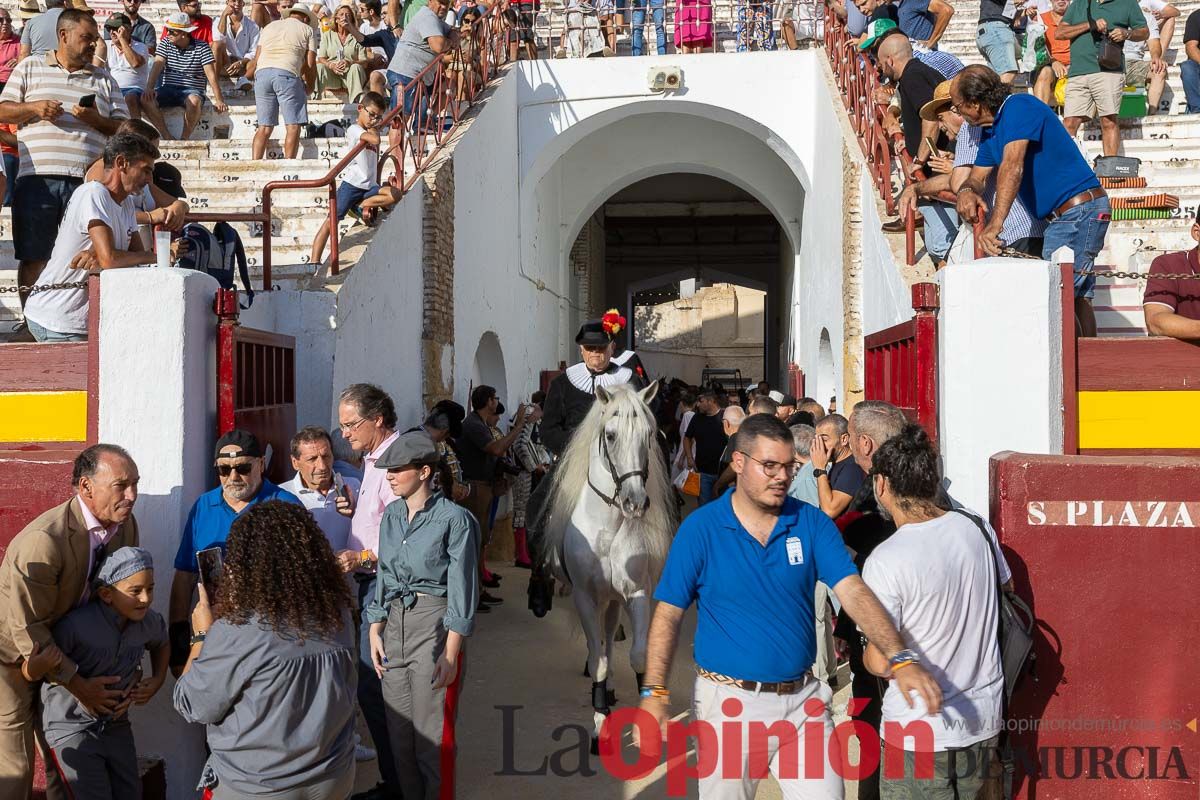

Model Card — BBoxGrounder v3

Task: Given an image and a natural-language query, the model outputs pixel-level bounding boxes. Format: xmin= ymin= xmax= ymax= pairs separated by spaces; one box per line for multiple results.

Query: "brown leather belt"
xmin=1049 ymin=187 xmax=1107 ymax=220
xmin=697 ymin=666 xmax=813 ymax=695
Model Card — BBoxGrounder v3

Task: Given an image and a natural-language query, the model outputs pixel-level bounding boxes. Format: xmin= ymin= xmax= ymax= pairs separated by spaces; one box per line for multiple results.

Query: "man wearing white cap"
xmin=141 ymin=10 xmax=228 ymax=140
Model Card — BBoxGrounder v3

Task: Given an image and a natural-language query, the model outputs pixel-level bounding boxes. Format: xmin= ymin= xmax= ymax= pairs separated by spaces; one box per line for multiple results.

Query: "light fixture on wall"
xmin=646 ymin=66 xmax=683 ymax=92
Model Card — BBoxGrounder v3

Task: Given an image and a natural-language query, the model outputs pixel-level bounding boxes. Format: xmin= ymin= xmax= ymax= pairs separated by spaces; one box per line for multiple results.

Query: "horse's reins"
xmin=587 ymin=430 xmax=649 ymax=508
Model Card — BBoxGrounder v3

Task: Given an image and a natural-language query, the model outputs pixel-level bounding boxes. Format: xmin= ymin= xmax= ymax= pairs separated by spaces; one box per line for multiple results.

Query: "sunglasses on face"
xmin=217 ymin=463 xmax=254 ymax=477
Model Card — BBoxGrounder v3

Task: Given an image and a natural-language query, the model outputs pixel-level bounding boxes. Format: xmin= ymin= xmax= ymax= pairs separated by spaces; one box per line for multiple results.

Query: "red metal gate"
xmin=215 ymin=289 xmax=296 ymax=484
xmin=863 ymin=282 xmax=939 ymax=444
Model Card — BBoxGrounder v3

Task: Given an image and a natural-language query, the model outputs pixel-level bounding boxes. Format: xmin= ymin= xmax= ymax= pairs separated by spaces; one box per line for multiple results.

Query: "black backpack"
xmin=173 ymin=221 xmax=255 ymax=307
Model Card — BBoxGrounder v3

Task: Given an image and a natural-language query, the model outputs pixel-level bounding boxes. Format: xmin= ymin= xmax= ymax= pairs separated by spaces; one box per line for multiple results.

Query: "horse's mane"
xmin=537 ymin=383 xmax=675 ymax=576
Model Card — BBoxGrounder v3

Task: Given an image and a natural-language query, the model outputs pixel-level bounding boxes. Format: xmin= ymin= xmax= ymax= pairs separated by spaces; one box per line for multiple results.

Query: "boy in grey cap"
xmin=29 ymin=546 xmax=169 ymax=799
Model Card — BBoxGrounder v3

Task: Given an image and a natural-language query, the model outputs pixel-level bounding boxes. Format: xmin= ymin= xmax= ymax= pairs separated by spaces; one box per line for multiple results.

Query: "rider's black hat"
xmin=575 ymin=319 xmax=614 ymax=346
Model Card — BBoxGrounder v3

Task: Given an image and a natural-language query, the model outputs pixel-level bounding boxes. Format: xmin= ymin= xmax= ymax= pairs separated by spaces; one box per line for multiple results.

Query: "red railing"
xmin=821 ymin=8 xmax=981 ymax=265
xmin=190 ymin=9 xmax=513 ymax=288
xmin=215 ymin=288 xmax=297 ymax=483
xmin=863 ymin=281 xmax=939 ymax=443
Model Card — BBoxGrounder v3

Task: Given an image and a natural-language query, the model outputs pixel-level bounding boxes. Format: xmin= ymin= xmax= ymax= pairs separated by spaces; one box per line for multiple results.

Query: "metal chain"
xmin=0 ymin=281 xmax=89 ymax=294
xmin=991 ymin=248 xmax=1200 ymax=280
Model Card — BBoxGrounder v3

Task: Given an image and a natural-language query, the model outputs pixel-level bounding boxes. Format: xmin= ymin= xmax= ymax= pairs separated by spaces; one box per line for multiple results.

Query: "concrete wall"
xmin=98 ymin=268 xmax=217 ymax=800
xmin=938 ymin=259 xmax=1065 ymax=513
xmin=331 ymin=179 xmax=427 ymax=425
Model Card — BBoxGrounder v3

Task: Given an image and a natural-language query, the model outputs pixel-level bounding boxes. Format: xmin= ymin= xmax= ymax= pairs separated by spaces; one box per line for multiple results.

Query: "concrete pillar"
xmin=938 ymin=259 xmax=1065 ymax=513
xmin=98 ymin=267 xmax=218 ymax=800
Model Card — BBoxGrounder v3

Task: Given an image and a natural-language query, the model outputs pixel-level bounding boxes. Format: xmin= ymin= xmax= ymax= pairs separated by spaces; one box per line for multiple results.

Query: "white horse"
xmin=539 ymin=381 xmax=676 ymax=752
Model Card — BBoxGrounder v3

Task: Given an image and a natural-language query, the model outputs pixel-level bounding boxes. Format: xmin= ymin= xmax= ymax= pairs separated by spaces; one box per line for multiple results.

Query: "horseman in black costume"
xmin=527 ymin=310 xmax=650 ymax=616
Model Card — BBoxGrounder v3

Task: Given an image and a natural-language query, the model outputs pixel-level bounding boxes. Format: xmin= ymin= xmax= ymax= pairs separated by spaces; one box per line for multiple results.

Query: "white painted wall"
xmin=331 ymin=180 xmax=427 ymax=425
xmin=98 ymin=267 xmax=217 ymax=800
xmin=938 ymin=259 xmax=1065 ymax=513
xmin=239 ymin=289 xmax=338 ymax=430
xmin=860 ymin=172 xmax=913 ymax=336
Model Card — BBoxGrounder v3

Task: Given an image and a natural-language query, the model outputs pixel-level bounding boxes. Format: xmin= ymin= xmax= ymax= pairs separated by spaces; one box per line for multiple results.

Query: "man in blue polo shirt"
xmin=167 ymin=429 xmax=300 ymax=674
xmin=638 ymin=414 xmax=942 ymax=799
xmin=952 ymin=64 xmax=1110 ymax=337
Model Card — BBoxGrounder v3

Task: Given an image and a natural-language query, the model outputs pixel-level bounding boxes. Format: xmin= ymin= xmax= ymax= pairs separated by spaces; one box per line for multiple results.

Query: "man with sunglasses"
xmin=167 ymin=430 xmax=300 ymax=676
xmin=639 ymin=413 xmax=942 ymax=799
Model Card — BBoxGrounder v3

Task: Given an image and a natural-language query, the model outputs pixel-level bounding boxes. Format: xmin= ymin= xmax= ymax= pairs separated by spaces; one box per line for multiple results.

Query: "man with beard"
xmin=526 ymin=313 xmax=650 ymax=617
xmin=638 ymin=414 xmax=942 ymax=799
xmin=168 ymin=430 xmax=300 ymax=676
xmin=0 ymin=444 xmax=141 ymax=797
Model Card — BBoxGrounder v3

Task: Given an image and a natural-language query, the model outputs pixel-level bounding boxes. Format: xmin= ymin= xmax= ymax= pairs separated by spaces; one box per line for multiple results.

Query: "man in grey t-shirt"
xmin=387 ymin=0 xmax=451 ymax=86
xmin=18 ymin=0 xmax=65 ymax=58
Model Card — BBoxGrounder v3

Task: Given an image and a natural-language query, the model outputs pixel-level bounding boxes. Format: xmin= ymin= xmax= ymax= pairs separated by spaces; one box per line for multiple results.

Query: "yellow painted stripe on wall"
xmin=1079 ymin=390 xmax=1200 ymax=449
xmin=0 ymin=392 xmax=87 ymax=442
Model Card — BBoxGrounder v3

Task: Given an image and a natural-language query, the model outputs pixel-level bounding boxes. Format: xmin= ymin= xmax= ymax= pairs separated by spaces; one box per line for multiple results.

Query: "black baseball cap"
xmin=214 ymin=429 xmax=262 ymax=461
xmin=153 ymin=162 xmax=187 ymax=199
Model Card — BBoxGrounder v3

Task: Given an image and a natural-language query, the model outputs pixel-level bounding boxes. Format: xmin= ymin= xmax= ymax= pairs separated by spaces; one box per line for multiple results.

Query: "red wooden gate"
xmin=215 ymin=289 xmax=296 ymax=483
xmin=863 ymin=282 xmax=939 ymax=444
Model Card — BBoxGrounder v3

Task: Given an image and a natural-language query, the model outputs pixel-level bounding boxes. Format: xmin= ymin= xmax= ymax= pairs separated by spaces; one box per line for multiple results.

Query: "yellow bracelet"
xmin=890 ymin=659 xmax=915 ymax=672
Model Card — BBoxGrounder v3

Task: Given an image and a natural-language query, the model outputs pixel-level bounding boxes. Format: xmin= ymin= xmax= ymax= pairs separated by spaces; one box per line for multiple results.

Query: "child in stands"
xmin=310 ymin=90 xmax=403 ymax=267
xmin=32 ymin=547 xmax=170 ymax=800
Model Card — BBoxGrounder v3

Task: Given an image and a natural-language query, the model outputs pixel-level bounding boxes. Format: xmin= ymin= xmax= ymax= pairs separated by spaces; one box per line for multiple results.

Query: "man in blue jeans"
xmin=953 ymin=64 xmax=1109 ymax=336
xmin=1182 ymin=8 xmax=1200 ymax=112
xmin=630 ymin=0 xmax=665 ymax=55
xmin=683 ymin=390 xmax=728 ymax=505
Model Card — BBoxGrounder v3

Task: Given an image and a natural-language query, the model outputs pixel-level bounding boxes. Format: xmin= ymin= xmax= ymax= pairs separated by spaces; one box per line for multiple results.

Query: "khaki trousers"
xmin=463 ymin=480 xmax=494 ymax=547
xmin=0 ymin=662 xmax=64 ymax=799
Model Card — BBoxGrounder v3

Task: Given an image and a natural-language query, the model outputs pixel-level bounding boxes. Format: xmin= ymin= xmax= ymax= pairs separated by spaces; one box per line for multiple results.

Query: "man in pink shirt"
xmin=337 ymin=382 xmax=402 ymax=800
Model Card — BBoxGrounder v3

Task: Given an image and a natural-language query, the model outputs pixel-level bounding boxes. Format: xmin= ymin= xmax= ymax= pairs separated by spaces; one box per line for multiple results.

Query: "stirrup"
xmin=527 ymin=572 xmax=554 ymax=618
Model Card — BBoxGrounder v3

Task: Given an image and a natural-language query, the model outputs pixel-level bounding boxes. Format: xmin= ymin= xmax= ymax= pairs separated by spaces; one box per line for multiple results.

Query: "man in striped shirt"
xmin=141 ymin=12 xmax=228 ymax=140
xmin=0 ymin=7 xmax=127 ymax=312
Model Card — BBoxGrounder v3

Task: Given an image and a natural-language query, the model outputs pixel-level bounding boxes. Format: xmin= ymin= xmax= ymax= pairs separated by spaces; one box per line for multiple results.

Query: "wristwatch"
xmin=190 ymin=631 xmax=207 ymax=646
xmin=813 ymin=467 xmax=828 ymax=478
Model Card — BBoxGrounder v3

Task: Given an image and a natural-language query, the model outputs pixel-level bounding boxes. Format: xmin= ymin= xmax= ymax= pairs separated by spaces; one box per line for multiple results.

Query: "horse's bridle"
xmin=587 ymin=430 xmax=649 ymax=509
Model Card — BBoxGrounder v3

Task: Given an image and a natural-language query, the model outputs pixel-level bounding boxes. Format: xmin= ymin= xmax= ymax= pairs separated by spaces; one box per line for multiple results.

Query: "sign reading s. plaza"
xmin=1026 ymin=501 xmax=1200 ymax=527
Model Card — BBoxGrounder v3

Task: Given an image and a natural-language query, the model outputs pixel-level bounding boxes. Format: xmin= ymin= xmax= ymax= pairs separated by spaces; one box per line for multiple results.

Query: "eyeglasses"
xmin=362 ymin=108 xmax=383 ymax=121
xmin=339 ymin=417 xmax=368 ymax=432
xmin=0 ymin=17 xmax=12 ymax=23
xmin=217 ymin=463 xmax=254 ymax=477
xmin=738 ymin=451 xmax=797 ymax=478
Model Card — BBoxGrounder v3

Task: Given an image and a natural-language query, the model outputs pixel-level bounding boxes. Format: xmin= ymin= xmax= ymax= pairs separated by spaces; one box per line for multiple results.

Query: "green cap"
xmin=858 ymin=18 xmax=899 ymax=51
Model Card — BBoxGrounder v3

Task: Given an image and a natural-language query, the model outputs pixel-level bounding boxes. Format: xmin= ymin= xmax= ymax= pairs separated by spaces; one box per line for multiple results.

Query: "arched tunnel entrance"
xmin=568 ymin=173 xmax=789 ymax=388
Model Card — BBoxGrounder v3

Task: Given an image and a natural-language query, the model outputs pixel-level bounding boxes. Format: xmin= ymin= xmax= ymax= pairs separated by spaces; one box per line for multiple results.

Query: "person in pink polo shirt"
xmin=336 ymin=382 xmax=402 ymax=800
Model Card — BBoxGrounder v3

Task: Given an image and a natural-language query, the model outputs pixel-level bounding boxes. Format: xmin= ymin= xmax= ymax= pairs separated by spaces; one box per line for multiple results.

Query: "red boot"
xmin=514 ymin=527 xmax=533 ymax=569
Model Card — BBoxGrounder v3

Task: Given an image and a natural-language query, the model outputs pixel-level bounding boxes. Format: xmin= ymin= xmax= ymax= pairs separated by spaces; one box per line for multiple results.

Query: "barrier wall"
xmin=937 ymin=259 xmax=1065 ymax=512
xmin=991 ymin=452 xmax=1200 ymax=798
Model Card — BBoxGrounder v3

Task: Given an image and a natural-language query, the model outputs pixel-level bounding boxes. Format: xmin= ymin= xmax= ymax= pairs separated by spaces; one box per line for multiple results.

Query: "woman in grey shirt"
xmin=174 ymin=501 xmax=358 ymax=800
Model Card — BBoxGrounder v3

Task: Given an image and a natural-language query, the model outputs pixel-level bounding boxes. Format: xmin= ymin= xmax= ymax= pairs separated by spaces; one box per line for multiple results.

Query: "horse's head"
xmin=593 ymin=380 xmax=660 ymax=519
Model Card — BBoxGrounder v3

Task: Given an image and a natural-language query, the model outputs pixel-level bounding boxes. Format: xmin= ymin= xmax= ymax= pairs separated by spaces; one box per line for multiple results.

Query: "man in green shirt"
xmin=1056 ymin=0 xmax=1148 ymax=156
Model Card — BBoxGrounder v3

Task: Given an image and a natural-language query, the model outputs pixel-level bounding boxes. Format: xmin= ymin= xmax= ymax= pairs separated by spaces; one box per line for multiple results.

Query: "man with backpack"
xmin=861 ymin=423 xmax=1011 ymax=797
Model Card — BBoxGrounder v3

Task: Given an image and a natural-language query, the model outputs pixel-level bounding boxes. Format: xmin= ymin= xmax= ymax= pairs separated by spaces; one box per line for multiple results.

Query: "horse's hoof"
xmin=589 ymin=737 xmax=600 ymax=756
xmin=606 ymin=689 xmax=617 ymax=706
xmin=614 ymin=625 xmax=626 ymax=642
xmin=583 ymin=660 xmax=590 ymax=678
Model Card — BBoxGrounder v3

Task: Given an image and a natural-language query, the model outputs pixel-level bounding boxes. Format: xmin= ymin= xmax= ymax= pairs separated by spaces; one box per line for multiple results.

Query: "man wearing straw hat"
xmin=141 ymin=10 xmax=228 ymax=140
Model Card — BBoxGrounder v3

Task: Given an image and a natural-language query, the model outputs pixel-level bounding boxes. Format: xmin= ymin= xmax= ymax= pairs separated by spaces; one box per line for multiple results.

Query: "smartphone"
xmin=78 ymin=94 xmax=96 ymax=108
xmin=923 ymin=136 xmax=938 ymax=157
xmin=196 ymin=547 xmax=224 ymax=596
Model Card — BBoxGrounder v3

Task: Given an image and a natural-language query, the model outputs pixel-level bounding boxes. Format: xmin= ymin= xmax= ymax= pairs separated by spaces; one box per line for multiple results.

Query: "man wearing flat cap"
xmin=367 ymin=430 xmax=479 ymax=800
xmin=168 ymin=430 xmax=300 ymax=675
xmin=524 ymin=312 xmax=651 ymax=616
xmin=0 ymin=443 xmax=140 ymax=798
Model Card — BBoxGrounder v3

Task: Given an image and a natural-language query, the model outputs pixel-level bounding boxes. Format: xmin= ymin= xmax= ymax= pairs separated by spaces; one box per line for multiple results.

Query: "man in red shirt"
xmin=163 ymin=0 xmax=215 ymax=42
xmin=1142 ymin=212 xmax=1200 ymax=340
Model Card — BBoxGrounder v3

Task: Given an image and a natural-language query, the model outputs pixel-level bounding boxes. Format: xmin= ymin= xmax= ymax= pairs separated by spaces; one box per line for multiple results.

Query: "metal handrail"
xmin=190 ymin=9 xmax=512 ymax=289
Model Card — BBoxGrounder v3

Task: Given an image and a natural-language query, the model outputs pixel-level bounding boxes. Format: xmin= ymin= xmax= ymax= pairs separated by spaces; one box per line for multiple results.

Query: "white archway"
xmin=470 ymin=331 xmax=508 ymax=408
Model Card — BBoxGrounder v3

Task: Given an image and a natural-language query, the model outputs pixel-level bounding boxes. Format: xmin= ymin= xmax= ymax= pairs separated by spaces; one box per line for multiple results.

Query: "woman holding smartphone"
xmin=367 ymin=430 xmax=480 ymax=800
xmin=174 ymin=501 xmax=358 ymax=800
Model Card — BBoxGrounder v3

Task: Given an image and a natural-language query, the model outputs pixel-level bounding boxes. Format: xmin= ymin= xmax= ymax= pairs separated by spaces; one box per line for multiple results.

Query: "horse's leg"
xmin=626 ymin=590 xmax=652 ymax=694
xmin=571 ymin=583 xmax=609 ymax=755
xmin=602 ymin=599 xmax=621 ymax=707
